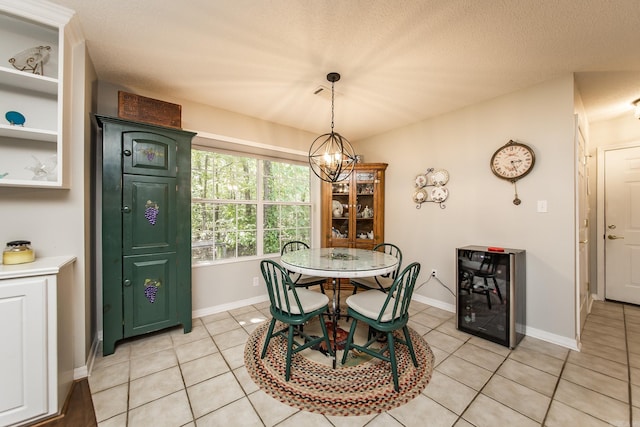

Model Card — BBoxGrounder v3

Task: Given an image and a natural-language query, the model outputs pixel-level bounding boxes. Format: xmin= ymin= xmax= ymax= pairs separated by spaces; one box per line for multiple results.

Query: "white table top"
xmin=280 ymin=247 xmax=398 ymax=278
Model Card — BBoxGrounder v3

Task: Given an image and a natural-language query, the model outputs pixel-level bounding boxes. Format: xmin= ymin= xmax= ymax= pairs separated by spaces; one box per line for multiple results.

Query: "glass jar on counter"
xmin=2 ymin=240 xmax=35 ymax=265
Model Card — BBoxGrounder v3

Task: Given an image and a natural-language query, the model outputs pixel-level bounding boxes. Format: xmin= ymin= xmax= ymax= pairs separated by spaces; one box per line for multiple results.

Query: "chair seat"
xmin=277 ymin=288 xmax=329 ymax=314
xmin=351 ymin=276 xmax=394 ymax=291
xmin=346 ymin=289 xmax=398 ymax=322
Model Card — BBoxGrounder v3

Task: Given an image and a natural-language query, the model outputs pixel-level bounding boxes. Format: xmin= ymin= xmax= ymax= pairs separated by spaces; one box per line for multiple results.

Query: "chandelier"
xmin=308 ymin=72 xmax=356 ymax=182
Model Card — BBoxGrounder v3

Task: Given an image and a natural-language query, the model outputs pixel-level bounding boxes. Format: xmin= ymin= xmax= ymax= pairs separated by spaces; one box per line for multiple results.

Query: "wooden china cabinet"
xmin=321 ymin=163 xmax=387 ymax=249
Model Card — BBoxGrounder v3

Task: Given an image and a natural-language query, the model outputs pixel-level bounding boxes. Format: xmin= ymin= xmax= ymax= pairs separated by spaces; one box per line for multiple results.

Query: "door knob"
xmin=608 ymin=235 xmax=624 ymax=240
xmin=608 ymin=224 xmax=616 ymax=230
xmin=123 ymin=279 xmax=131 ymax=287
xmin=123 ymin=149 xmax=132 ymax=156
xmin=122 ymin=206 xmax=131 ymax=213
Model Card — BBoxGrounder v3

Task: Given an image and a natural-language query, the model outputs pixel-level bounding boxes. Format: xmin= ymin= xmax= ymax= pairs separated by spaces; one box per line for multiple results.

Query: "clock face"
xmin=490 ymin=141 xmax=535 ymax=182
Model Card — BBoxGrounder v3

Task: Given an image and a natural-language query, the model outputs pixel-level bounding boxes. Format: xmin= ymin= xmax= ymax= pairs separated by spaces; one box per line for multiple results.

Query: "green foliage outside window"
xmin=192 ymin=148 xmax=312 ymax=263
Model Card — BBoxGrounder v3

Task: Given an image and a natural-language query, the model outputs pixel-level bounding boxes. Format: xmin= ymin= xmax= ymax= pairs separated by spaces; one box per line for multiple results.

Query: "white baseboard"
xmin=525 ymin=325 xmax=579 ymax=351
xmin=411 ymin=294 xmax=579 ymax=351
xmin=192 ymin=294 xmax=270 ymax=319
xmin=75 ymin=333 xmax=100 ymax=379
xmin=412 ymin=294 xmax=455 ymax=313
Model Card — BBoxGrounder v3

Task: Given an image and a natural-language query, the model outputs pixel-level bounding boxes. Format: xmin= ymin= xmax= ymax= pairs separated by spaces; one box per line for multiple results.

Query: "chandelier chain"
xmin=331 ymin=80 xmax=335 ymax=132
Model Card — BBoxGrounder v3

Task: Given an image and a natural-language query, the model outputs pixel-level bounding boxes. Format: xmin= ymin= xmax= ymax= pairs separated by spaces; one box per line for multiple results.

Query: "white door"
xmin=604 ymin=145 xmax=640 ymax=304
xmin=576 ymin=120 xmax=589 ymax=334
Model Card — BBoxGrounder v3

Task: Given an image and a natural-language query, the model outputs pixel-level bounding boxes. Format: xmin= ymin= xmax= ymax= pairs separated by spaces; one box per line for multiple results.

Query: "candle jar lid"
xmin=6 ymin=240 xmax=32 ymax=250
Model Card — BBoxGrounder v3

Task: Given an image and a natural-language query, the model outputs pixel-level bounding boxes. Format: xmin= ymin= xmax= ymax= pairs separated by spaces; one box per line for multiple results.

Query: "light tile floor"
xmin=89 ymin=299 xmax=637 ymax=426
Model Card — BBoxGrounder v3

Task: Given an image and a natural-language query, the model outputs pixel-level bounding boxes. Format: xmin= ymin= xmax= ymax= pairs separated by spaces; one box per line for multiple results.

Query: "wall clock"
xmin=490 ymin=140 xmax=535 ymax=205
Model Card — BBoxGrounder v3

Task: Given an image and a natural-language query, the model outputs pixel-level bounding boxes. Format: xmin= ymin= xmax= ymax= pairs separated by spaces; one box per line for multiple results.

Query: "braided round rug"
xmin=244 ymin=320 xmax=434 ymax=416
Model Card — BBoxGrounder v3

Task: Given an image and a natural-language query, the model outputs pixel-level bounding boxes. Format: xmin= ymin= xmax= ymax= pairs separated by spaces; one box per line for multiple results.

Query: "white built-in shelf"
xmin=0 ymin=123 xmax=57 ymax=142
xmin=0 ymin=1 xmax=72 ymax=189
xmin=0 ymin=65 xmax=58 ymax=95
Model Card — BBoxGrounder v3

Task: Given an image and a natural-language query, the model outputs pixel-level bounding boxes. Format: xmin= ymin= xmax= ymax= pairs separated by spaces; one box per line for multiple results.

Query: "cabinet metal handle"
xmin=123 ymin=279 xmax=131 ymax=287
xmin=122 ymin=206 xmax=131 ymax=213
xmin=608 ymin=235 xmax=624 ymax=240
xmin=123 ymin=149 xmax=132 ymax=156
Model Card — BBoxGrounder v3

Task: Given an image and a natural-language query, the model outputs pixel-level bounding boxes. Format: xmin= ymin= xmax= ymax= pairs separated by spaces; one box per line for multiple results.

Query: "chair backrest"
xmin=376 ymin=262 xmax=421 ymax=323
xmin=281 ymin=240 xmax=310 ymax=255
xmin=373 ymin=243 xmax=403 ymax=279
xmin=260 ymin=259 xmax=306 ymax=316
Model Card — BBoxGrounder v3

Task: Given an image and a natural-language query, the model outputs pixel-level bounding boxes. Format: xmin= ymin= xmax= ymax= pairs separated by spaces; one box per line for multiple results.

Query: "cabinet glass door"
xmin=457 ymin=249 xmax=510 ymax=346
xmin=355 ymin=170 xmax=376 ymax=243
xmin=329 ymin=172 xmax=351 ymax=244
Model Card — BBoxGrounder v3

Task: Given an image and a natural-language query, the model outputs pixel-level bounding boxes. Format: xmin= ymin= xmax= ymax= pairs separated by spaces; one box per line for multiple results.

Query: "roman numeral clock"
xmin=490 ymin=140 xmax=535 ymax=205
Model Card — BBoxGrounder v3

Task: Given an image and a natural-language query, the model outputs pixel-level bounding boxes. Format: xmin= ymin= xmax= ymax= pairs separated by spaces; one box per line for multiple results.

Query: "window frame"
xmin=191 ymin=143 xmax=315 ymax=266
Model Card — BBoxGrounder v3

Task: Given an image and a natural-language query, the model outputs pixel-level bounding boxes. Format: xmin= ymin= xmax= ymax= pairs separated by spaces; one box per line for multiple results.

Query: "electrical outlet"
xmin=252 ymin=276 xmax=259 ymax=287
xmin=431 ymin=269 xmax=437 ymax=277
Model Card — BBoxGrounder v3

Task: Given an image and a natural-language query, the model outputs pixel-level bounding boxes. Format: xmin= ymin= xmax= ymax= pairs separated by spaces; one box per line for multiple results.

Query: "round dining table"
xmin=280 ymin=247 xmax=399 ymax=367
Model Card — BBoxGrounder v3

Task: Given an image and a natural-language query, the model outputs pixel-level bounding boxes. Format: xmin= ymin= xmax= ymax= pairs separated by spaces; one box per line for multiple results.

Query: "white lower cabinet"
xmin=0 ymin=256 xmax=75 ymax=426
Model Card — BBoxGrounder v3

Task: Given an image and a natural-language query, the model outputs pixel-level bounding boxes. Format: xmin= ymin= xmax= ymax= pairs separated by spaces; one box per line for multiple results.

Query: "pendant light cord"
xmin=331 ymin=80 xmax=335 ymax=133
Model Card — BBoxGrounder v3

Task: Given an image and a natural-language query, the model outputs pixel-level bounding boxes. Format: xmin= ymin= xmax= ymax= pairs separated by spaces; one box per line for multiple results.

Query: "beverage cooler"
xmin=456 ymin=246 xmax=526 ymax=348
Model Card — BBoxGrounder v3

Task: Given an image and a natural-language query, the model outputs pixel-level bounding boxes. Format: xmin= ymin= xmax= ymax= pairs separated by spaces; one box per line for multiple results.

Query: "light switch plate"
xmin=537 ymin=200 xmax=548 ymax=213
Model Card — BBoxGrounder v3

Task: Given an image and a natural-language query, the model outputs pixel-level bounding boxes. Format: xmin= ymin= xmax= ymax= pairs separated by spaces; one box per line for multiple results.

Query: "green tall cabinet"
xmin=96 ymin=115 xmax=195 ymax=355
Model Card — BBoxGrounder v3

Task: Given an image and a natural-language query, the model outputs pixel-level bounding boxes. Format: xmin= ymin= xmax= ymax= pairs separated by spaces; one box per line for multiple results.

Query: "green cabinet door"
xmin=123 ymin=175 xmax=177 ymax=256
xmin=123 ymin=253 xmax=177 ymax=337
xmin=122 ymin=131 xmax=177 ymax=177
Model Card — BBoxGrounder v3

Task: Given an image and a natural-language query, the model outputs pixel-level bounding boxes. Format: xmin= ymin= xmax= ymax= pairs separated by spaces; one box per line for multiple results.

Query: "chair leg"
xmin=387 ymin=332 xmax=399 ymax=392
xmin=402 ymin=326 xmax=418 ymax=367
xmin=285 ymin=324 xmax=295 ymax=381
xmin=319 ymin=316 xmax=334 ymax=356
xmin=260 ymin=318 xmax=277 ymax=359
xmin=341 ymin=318 xmax=358 ymax=364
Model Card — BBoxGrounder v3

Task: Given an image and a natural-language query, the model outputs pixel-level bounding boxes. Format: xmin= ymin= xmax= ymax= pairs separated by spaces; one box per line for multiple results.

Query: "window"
xmin=191 ymin=147 xmax=312 ymax=263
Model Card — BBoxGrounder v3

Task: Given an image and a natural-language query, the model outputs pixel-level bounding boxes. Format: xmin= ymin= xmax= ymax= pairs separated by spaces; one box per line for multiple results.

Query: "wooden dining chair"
xmin=350 ymin=243 xmax=402 ymax=294
xmin=281 ymin=241 xmax=327 ymax=294
xmin=341 ymin=262 xmax=421 ymax=392
xmin=260 ymin=259 xmax=333 ymax=381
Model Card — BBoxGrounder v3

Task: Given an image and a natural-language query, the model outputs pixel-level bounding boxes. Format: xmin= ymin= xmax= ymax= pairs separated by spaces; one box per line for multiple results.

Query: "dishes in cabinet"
xmin=430 ymin=169 xmax=449 ymax=186
xmin=332 ymin=200 xmax=343 ymax=217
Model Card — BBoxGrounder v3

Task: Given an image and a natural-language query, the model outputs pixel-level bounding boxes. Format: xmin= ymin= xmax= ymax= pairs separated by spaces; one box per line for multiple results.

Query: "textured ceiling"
xmin=49 ymin=0 xmax=640 ymax=140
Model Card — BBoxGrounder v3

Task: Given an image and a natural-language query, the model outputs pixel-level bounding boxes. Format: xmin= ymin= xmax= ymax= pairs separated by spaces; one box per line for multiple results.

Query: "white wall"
xmin=354 ymin=74 xmax=578 ymax=346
